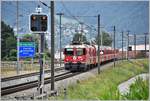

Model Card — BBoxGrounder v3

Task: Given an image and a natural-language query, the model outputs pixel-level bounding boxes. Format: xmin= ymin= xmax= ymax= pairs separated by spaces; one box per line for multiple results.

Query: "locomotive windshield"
xmin=64 ymin=48 xmax=74 ymax=56
xmin=76 ymin=48 xmax=86 ymax=56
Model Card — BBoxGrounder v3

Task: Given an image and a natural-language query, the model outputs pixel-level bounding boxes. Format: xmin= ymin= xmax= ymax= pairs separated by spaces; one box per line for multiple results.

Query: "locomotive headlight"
xmin=73 ymin=56 xmax=76 ymax=60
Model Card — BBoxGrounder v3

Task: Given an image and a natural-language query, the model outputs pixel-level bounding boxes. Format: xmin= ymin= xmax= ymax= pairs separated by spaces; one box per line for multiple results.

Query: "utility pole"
xmin=134 ymin=34 xmax=136 ymax=59
xmin=79 ymin=22 xmax=84 ymax=43
xmin=144 ymin=33 xmax=147 ymax=58
xmin=16 ymin=1 xmax=20 ymax=75
xmin=122 ymin=31 xmax=123 ymax=61
xmin=127 ymin=30 xmax=130 ymax=60
xmin=56 ymin=12 xmax=64 ymax=67
xmin=51 ymin=1 xmax=55 ymax=93
xmin=97 ymin=14 xmax=100 ymax=74
xmin=113 ymin=26 xmax=116 ymax=67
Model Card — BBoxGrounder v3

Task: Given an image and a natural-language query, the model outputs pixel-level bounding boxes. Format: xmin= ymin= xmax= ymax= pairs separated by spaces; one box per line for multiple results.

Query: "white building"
xmin=54 ymin=51 xmax=64 ymax=60
xmin=119 ymin=44 xmax=149 ymax=51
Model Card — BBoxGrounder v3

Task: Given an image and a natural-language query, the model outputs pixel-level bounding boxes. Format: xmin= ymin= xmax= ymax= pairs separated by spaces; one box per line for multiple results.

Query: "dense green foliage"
xmin=123 ymin=77 xmax=149 ymax=100
xmin=1 ymin=21 xmax=17 ymax=60
xmin=20 ymin=34 xmax=34 ymax=42
xmin=1 ymin=21 xmax=50 ymax=61
xmin=55 ymin=59 xmax=148 ymax=100
xmin=72 ymin=31 xmax=112 ymax=46
xmin=72 ymin=33 xmax=89 ymax=44
xmin=95 ymin=31 xmax=112 ymax=46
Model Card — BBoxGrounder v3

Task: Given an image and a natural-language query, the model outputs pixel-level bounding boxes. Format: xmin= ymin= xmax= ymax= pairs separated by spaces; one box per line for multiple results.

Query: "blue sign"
xmin=19 ymin=42 xmax=35 ymax=58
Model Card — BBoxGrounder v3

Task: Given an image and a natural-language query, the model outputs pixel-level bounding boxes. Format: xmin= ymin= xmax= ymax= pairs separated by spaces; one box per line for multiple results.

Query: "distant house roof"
xmin=119 ymin=44 xmax=149 ymax=51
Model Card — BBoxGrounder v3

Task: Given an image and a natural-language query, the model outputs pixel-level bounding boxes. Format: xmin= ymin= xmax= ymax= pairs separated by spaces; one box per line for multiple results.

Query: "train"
xmin=63 ymin=42 xmax=119 ymax=71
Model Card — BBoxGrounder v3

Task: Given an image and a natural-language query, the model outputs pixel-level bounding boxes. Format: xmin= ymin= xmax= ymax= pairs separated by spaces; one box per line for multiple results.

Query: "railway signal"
xmin=29 ymin=6 xmax=48 ymax=97
xmin=30 ymin=14 xmax=48 ymax=33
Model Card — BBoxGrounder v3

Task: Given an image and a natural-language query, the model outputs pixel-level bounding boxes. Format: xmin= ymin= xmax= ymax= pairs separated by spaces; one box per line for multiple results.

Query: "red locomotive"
xmin=64 ymin=42 xmax=119 ymax=71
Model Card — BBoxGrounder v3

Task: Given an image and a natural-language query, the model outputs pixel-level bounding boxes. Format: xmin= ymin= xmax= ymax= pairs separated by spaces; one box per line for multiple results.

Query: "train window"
xmin=76 ymin=48 xmax=85 ymax=56
xmin=64 ymin=48 xmax=74 ymax=56
xmin=83 ymin=48 xmax=86 ymax=55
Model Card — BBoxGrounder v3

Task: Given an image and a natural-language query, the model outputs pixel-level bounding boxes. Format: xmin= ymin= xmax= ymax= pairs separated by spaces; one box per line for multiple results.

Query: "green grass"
xmin=52 ymin=59 xmax=149 ymax=100
xmin=122 ymin=77 xmax=149 ymax=100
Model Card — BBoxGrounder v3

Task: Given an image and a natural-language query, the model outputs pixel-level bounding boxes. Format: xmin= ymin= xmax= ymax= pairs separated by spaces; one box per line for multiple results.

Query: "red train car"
xmin=64 ymin=44 xmax=96 ymax=71
xmin=64 ymin=43 xmax=119 ymax=72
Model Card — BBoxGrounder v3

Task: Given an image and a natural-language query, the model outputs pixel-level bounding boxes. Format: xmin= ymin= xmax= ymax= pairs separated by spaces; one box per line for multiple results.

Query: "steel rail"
xmin=2 ymin=67 xmax=64 ymax=82
xmin=2 ymin=60 xmax=118 ymax=96
xmin=1 ymin=71 xmax=80 ymax=96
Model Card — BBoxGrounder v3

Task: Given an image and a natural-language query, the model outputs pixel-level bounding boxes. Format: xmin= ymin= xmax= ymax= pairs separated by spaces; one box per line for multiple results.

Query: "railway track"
xmin=1 ymin=60 xmax=116 ymax=96
xmin=2 ymin=59 xmax=116 ymax=82
xmin=1 ymin=71 xmax=80 ymax=96
xmin=1 ymin=67 xmax=64 ymax=82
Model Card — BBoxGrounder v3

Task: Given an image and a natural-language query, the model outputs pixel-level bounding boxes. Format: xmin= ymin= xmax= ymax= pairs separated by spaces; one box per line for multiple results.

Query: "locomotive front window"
xmin=76 ymin=48 xmax=85 ymax=56
xmin=65 ymin=48 xmax=74 ymax=56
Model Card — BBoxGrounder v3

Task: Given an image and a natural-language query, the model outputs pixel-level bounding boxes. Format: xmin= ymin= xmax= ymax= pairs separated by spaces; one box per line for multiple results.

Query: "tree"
xmin=1 ymin=21 xmax=17 ymax=60
xmin=20 ymin=34 xmax=33 ymax=42
xmin=72 ymin=33 xmax=89 ymax=44
xmin=95 ymin=31 xmax=112 ymax=46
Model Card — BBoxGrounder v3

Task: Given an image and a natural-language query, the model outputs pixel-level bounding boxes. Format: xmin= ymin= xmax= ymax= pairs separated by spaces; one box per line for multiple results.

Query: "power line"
xmin=39 ymin=0 xmax=50 ymax=8
xmin=61 ymin=1 xmax=97 ymax=32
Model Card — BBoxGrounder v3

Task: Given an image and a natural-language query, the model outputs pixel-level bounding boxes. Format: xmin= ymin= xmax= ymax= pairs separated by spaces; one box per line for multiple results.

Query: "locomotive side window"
xmin=83 ymin=48 xmax=86 ymax=55
xmin=64 ymin=48 xmax=74 ymax=56
xmin=76 ymin=48 xmax=86 ymax=56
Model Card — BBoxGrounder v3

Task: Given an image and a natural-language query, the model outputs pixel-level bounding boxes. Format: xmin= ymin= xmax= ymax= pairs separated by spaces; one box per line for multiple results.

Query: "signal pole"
xmin=122 ymin=31 xmax=123 ymax=61
xmin=97 ymin=14 xmax=100 ymax=74
xmin=56 ymin=12 xmax=64 ymax=67
xmin=144 ymin=33 xmax=147 ymax=57
xmin=51 ymin=1 xmax=55 ymax=93
xmin=38 ymin=34 xmax=45 ymax=95
xmin=113 ymin=26 xmax=116 ymax=67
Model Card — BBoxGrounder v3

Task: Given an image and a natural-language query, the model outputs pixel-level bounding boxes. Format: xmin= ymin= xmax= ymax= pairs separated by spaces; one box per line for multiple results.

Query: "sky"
xmin=1 ymin=1 xmax=149 ymax=49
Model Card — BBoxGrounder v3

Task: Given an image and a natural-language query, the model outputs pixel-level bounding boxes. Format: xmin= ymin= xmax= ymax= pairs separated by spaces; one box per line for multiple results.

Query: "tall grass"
xmin=1 ymin=63 xmax=40 ymax=77
xmin=122 ymin=77 xmax=149 ymax=100
xmin=54 ymin=59 xmax=149 ymax=100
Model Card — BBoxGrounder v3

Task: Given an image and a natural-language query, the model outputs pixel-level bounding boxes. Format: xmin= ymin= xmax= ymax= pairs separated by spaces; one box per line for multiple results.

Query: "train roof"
xmin=64 ymin=44 xmax=117 ymax=51
xmin=65 ymin=44 xmax=94 ymax=48
xmin=94 ymin=45 xmax=114 ymax=50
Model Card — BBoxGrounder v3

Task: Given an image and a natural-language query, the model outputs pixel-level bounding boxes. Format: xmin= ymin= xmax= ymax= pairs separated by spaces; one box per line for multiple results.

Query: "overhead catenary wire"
xmin=61 ymin=1 xmax=97 ymax=32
